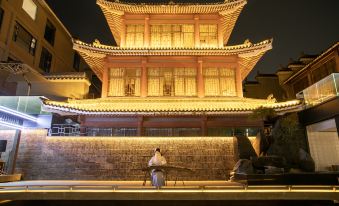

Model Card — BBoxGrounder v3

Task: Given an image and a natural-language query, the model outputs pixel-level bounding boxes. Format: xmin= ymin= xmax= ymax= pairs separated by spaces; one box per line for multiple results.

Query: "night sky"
xmin=45 ymin=0 xmax=339 ymax=80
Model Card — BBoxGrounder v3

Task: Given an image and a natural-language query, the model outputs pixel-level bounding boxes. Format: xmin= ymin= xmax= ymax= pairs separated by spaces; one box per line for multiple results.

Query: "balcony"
xmin=303 ymin=73 xmax=339 ymax=108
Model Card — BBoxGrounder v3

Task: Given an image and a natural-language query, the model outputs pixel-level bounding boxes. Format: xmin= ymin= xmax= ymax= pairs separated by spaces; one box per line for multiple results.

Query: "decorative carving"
xmin=0 ymin=63 xmax=30 ymax=75
xmin=244 ymin=38 xmax=253 ymax=46
xmin=93 ymin=39 xmax=102 ymax=46
xmin=266 ymin=94 xmax=277 ymax=104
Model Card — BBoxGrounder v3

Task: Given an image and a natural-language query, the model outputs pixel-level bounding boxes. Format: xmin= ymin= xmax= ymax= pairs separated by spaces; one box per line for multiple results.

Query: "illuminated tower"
xmin=43 ymin=0 xmax=300 ymax=137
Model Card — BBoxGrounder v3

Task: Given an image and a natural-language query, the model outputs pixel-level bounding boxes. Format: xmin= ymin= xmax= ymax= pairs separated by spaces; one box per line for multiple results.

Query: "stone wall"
xmin=1 ymin=130 xmax=237 ymax=180
xmin=0 ymin=130 xmax=16 ymax=173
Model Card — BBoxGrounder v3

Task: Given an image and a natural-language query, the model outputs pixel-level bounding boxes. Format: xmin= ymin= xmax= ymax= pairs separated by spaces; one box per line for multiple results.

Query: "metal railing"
xmin=0 ymin=184 xmax=337 ymax=193
xmin=48 ymin=124 xmax=138 ymax=136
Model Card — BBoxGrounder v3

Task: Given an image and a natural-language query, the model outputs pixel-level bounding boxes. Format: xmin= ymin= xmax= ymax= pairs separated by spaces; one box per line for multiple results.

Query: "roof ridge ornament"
xmin=266 ymin=94 xmax=277 ymax=104
xmin=244 ymin=39 xmax=253 ymax=46
xmin=168 ymin=0 xmax=175 ymax=5
xmin=93 ymin=39 xmax=102 ymax=46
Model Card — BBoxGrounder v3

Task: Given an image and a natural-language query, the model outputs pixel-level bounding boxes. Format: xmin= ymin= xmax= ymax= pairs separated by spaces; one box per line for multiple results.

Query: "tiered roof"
xmin=97 ymin=0 xmax=247 ymax=45
xmin=73 ymin=39 xmax=273 ymax=80
xmin=42 ymin=97 xmax=301 ymax=116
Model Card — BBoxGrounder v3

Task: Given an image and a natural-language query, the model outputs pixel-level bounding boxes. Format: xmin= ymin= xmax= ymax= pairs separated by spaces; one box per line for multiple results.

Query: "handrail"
xmin=0 ymin=185 xmax=338 ymax=192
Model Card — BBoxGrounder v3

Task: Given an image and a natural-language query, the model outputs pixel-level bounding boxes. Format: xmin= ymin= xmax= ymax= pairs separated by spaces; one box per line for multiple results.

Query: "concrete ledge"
xmin=0 ymin=174 xmax=22 ymax=183
xmin=0 ymin=181 xmax=337 ymax=201
xmin=0 ymin=190 xmax=338 ymax=201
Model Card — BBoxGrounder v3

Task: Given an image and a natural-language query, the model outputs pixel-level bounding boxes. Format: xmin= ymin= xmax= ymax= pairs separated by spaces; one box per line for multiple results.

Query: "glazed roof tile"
xmin=73 ymin=39 xmax=273 ymax=81
xmin=97 ymin=0 xmax=247 ymax=45
xmin=42 ymin=97 xmax=301 ymax=115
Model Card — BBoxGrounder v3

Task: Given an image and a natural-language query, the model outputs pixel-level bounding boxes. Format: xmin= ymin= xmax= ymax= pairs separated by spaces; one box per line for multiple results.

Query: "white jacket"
xmin=148 ymin=152 xmax=167 ymax=166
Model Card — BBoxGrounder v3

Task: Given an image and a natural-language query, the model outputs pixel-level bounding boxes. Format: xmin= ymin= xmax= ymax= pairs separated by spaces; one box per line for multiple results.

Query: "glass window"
xmin=12 ymin=22 xmax=37 ymax=56
xmin=200 ymin=24 xmax=218 ymax=47
xmin=22 ymin=0 xmax=37 ymax=20
xmin=125 ymin=24 xmax=144 ymax=47
xmin=44 ymin=19 xmax=56 ymax=46
xmin=147 ymin=68 xmax=197 ymax=97
xmin=204 ymin=68 xmax=236 ymax=96
xmin=208 ymin=128 xmax=233 ymax=137
xmin=39 ymin=47 xmax=52 ymax=73
xmin=312 ymin=59 xmax=336 ymax=83
xmin=145 ymin=128 xmax=201 ymax=137
xmin=150 ymin=24 xmax=194 ymax=48
xmin=306 ymin=119 xmax=339 ymax=171
xmin=86 ymin=127 xmax=137 ymax=137
xmin=293 ymin=76 xmax=309 ymax=94
xmin=108 ymin=68 xmax=141 ymax=97
xmin=0 ymin=8 xmax=4 ymax=30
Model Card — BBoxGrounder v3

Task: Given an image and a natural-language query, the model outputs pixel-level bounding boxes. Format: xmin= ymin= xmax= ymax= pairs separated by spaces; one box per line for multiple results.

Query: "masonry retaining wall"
xmin=1 ymin=130 xmax=238 ymax=180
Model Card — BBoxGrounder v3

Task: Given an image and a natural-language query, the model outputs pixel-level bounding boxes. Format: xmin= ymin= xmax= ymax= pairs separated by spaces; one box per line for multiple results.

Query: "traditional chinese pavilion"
xmin=42 ymin=0 xmax=301 ymax=137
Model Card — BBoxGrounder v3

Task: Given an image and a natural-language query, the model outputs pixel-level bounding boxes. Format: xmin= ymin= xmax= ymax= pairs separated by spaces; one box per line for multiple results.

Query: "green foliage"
xmin=249 ymin=107 xmax=277 ymax=121
xmin=267 ymin=113 xmax=308 ymax=168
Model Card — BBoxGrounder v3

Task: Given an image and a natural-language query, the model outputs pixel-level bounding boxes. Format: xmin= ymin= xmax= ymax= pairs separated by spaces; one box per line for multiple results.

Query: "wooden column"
xmin=197 ymin=57 xmax=204 ymax=98
xmin=7 ymin=130 xmax=21 ymax=174
xmin=120 ymin=17 xmax=126 ymax=47
xmin=218 ymin=17 xmax=224 ymax=48
xmin=101 ymin=67 xmax=109 ymax=98
xmin=236 ymin=65 xmax=243 ymax=98
xmin=79 ymin=115 xmax=87 ymax=136
xmin=137 ymin=116 xmax=144 ymax=136
xmin=141 ymin=57 xmax=148 ymax=97
xmin=201 ymin=116 xmax=207 ymax=137
xmin=335 ymin=116 xmax=339 ymax=135
xmin=194 ymin=15 xmax=200 ymax=48
xmin=144 ymin=15 xmax=150 ymax=47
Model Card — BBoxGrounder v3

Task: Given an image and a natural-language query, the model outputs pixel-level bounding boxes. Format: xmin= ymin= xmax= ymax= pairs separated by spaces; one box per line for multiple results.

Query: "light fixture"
xmin=0 ymin=106 xmax=38 ymax=122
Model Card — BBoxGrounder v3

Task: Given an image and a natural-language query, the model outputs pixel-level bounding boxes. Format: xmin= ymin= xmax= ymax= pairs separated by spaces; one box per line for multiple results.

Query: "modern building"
xmin=277 ymin=43 xmax=338 ymax=99
xmin=0 ymin=0 xmax=99 ymax=99
xmin=294 ymin=43 xmax=339 ymax=172
xmin=243 ymin=72 xmax=285 ymax=101
xmin=298 ymin=73 xmax=339 ymax=172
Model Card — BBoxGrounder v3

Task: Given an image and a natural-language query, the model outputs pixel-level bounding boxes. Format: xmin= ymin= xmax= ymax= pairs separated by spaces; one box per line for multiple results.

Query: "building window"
xmin=22 ymin=0 xmax=37 ymax=20
xmin=293 ymin=76 xmax=309 ymax=94
xmin=39 ymin=47 xmax=52 ymax=73
xmin=73 ymin=52 xmax=81 ymax=71
xmin=204 ymin=68 xmax=236 ymax=96
xmin=0 ymin=8 xmax=4 ymax=30
xmin=312 ymin=59 xmax=336 ymax=83
xmin=147 ymin=68 xmax=197 ymax=97
xmin=44 ymin=19 xmax=56 ymax=46
xmin=200 ymin=24 xmax=218 ymax=47
xmin=150 ymin=24 xmax=194 ymax=48
xmin=13 ymin=22 xmax=37 ymax=55
xmin=145 ymin=128 xmax=201 ymax=137
xmin=125 ymin=24 xmax=144 ymax=47
xmin=108 ymin=68 xmax=141 ymax=97
xmin=208 ymin=128 xmax=234 ymax=137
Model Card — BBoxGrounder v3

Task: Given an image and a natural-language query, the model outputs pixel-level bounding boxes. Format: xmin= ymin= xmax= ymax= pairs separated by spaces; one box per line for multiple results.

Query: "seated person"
xmin=148 ymin=148 xmax=167 ymax=187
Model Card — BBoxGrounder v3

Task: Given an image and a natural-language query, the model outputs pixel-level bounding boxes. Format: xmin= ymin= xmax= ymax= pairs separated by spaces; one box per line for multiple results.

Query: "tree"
xmin=268 ymin=113 xmax=308 ymax=169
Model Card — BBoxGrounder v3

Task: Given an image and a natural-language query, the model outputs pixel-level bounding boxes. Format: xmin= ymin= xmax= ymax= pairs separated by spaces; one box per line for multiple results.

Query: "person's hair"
xmin=155 ymin=148 xmax=161 ymax=153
